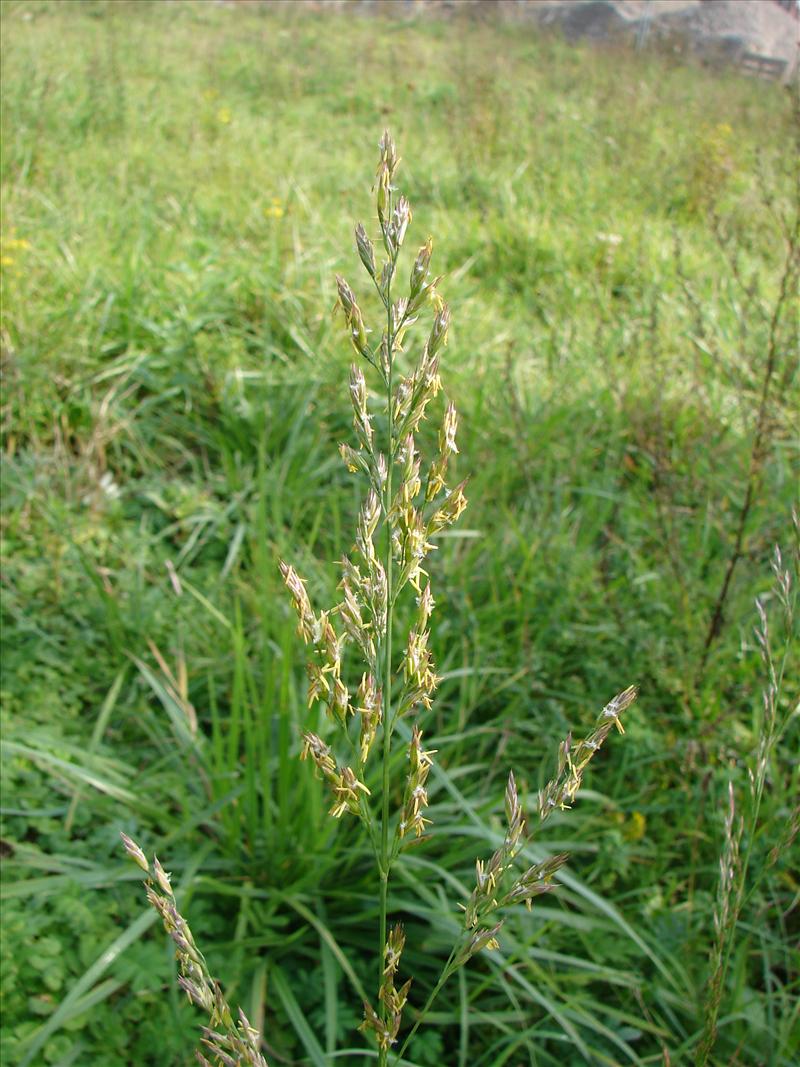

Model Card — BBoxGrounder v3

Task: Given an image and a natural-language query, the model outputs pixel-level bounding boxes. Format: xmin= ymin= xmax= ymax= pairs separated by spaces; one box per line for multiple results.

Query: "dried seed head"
xmin=340 ymin=441 xmax=367 ymax=475
xmin=428 ymin=480 xmax=468 ymax=535
xmin=398 ymin=726 xmax=436 ymax=839
xmin=329 ymin=765 xmax=371 ymax=819
xmin=120 ymin=832 xmax=150 ymax=874
xmin=397 ymin=505 xmax=435 ymax=592
xmin=375 ymin=129 xmax=400 ymax=224
xmin=428 ymin=303 xmax=450 ymax=359
xmin=357 ymin=673 xmax=382 ymax=764
xmin=300 ymin=732 xmax=337 ymax=777
xmin=359 ymin=1001 xmax=398 ymax=1052
xmin=331 ymin=676 xmax=352 ymax=725
xmin=538 ymin=686 xmax=637 ymax=819
xmin=306 ymin=661 xmax=330 ymax=707
xmin=441 ymin=401 xmax=459 ymax=455
xmin=388 ymin=195 xmax=412 ymax=253
xmin=456 ymin=920 xmax=504 ymax=966
xmin=379 ymin=129 xmax=399 ymax=174
xmin=123 ymin=833 xmax=270 ymax=1067
xmin=355 ymin=222 xmax=376 ymax=278
xmin=335 ymin=278 xmax=371 ymax=360
xmin=279 ymin=561 xmax=317 ymax=644
xmin=374 ymin=452 xmax=388 ymax=492
xmin=502 ymin=853 xmax=569 ymax=910
xmin=416 ymin=583 xmax=435 ymax=630
xmin=382 ymin=923 xmax=406 ymax=980
xmin=503 ymin=771 xmax=526 ymax=859
xmin=349 ymin=364 xmax=374 ymax=450
xmin=426 ymin=402 xmax=459 ymax=501
xmin=410 ymin=236 xmax=433 ymax=299
xmin=153 ymin=855 xmax=174 ymax=897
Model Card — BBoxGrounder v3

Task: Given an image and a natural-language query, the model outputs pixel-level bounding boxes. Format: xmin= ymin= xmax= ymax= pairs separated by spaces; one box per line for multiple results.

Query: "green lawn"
xmin=1 ymin=2 xmax=798 ymax=1065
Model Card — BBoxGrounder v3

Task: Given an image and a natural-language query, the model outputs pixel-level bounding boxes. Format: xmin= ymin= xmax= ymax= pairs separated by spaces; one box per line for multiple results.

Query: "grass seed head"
xmin=409 ymin=236 xmax=433 ymax=299
xmin=538 ymin=686 xmax=638 ymax=819
xmin=355 ymin=221 xmax=376 ymax=278
xmin=121 ymin=839 xmax=269 ymax=1065
xmin=120 ymin=831 xmax=149 ymax=874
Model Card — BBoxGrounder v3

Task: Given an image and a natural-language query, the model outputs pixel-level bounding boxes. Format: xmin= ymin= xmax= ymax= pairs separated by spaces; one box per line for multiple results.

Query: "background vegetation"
xmin=1 ymin=2 xmax=797 ymax=1064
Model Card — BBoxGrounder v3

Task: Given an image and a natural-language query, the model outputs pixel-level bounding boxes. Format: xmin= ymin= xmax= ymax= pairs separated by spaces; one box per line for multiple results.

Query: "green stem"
xmin=395 ymin=946 xmax=460 ymax=1063
xmin=378 ymin=239 xmax=395 ymax=1067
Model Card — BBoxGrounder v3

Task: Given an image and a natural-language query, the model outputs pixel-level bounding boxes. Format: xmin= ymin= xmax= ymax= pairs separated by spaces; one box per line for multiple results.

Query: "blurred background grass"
xmin=1 ymin=1 xmax=798 ymax=1065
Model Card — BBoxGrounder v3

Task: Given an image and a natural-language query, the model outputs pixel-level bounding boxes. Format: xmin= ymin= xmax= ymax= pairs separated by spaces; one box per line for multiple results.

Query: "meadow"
xmin=1 ymin=1 xmax=798 ymax=1065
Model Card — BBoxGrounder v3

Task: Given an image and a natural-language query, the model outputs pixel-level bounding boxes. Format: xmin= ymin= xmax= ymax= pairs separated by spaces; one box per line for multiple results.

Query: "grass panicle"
xmin=121 ymin=132 xmax=636 ymax=1064
xmin=288 ymin=132 xmax=636 ymax=1062
xmin=120 ymin=835 xmax=268 ymax=1067
xmin=697 ymin=513 xmax=799 ymax=1066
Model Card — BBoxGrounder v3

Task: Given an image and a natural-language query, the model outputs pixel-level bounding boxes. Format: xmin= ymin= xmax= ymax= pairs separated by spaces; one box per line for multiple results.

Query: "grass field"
xmin=1 ymin=1 xmax=798 ymax=1065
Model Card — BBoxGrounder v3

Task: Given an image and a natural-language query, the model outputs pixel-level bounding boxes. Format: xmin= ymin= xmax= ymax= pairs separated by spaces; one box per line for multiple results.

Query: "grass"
xmin=1 ymin=1 xmax=798 ymax=1065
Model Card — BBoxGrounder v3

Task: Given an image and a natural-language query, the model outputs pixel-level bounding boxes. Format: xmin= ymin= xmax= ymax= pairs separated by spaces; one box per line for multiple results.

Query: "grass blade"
xmin=272 ymin=963 xmax=329 ymax=1067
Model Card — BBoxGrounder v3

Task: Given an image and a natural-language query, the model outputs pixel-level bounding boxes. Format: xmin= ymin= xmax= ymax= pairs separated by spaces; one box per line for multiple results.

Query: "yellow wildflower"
xmin=1 ymin=233 xmax=31 ymax=270
xmin=264 ymin=197 xmax=284 ymax=220
xmin=624 ymin=811 xmax=647 ymax=842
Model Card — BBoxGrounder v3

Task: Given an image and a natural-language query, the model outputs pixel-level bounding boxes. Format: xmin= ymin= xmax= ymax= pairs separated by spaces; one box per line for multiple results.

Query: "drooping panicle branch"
xmin=538 ymin=685 xmax=638 ymax=821
xmin=459 ymin=685 xmax=637 ymax=958
xmin=120 ymin=835 xmax=269 ymax=1067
